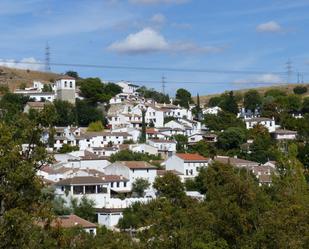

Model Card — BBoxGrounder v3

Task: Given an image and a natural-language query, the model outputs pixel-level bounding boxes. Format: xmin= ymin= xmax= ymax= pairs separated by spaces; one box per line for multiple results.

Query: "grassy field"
xmin=0 ymin=66 xmax=61 ymax=91
xmin=196 ymin=83 xmax=309 ymax=105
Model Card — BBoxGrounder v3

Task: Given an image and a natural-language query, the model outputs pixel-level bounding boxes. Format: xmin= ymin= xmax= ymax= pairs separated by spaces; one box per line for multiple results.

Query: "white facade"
xmin=203 ymin=106 xmax=221 ymax=115
xmin=165 ymin=154 xmax=209 ymax=180
xmin=116 ymin=81 xmax=139 ymax=94
xmin=245 ymin=118 xmax=276 ymax=133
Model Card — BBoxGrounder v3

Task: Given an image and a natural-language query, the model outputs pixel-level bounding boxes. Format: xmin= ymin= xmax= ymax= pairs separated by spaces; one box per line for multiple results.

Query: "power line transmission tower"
xmin=286 ymin=59 xmax=293 ymax=83
xmin=161 ymin=74 xmax=166 ymax=94
xmin=45 ymin=42 xmax=51 ymax=72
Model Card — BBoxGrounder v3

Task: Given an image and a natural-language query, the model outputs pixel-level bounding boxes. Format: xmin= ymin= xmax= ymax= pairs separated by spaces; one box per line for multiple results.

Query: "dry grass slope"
xmin=0 ymin=66 xmax=62 ymax=91
xmin=196 ymin=83 xmax=309 ymax=105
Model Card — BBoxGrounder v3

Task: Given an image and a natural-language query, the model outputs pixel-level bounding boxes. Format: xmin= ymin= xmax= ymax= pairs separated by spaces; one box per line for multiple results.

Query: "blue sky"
xmin=1 ymin=0 xmax=309 ymax=96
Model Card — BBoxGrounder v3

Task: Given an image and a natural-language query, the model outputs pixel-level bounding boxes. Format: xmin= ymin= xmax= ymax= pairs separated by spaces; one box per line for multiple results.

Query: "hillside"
xmin=197 ymin=83 xmax=309 ymax=105
xmin=0 ymin=66 xmax=62 ymax=91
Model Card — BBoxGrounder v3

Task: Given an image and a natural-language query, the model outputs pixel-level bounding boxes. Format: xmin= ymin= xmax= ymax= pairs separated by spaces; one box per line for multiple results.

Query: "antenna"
xmin=45 ymin=42 xmax=51 ymax=72
xmin=161 ymin=74 xmax=166 ymax=94
xmin=286 ymin=59 xmax=292 ymax=83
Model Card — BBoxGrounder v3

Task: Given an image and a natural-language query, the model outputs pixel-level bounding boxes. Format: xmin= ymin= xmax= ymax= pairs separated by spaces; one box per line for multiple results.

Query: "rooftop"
xmin=176 ymin=153 xmax=208 ymax=161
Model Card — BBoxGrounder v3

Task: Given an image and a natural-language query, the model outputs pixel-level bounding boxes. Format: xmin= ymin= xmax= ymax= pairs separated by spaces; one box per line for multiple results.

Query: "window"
xmin=116 ymin=182 xmax=120 ymax=188
xmin=111 ymin=182 xmax=114 ymax=188
xmin=89 ymin=229 xmax=94 ymax=235
xmin=186 ymin=169 xmax=188 ymax=175
xmin=73 ymin=186 xmax=83 ymax=195
xmin=70 ymin=81 xmax=73 ymax=88
xmin=64 ymin=81 xmax=67 ymax=87
xmin=85 ymin=185 xmax=96 ymax=194
xmin=124 ymin=182 xmax=127 ymax=187
xmin=97 ymin=185 xmax=107 ymax=193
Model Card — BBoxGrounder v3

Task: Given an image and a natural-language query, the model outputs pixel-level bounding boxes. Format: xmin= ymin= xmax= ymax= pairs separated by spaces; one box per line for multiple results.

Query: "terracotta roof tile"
xmin=176 ymin=153 xmax=208 ymax=161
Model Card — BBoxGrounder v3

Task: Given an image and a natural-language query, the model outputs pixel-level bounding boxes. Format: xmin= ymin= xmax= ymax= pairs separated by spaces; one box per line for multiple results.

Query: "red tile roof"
xmin=176 ymin=153 xmax=208 ymax=161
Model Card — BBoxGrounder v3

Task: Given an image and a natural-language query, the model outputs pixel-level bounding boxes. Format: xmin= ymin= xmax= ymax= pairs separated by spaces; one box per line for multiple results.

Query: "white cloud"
xmin=108 ymin=28 xmax=225 ymax=54
xmin=0 ymin=57 xmax=44 ymax=71
xmin=129 ymin=0 xmax=188 ymax=4
xmin=256 ymin=21 xmax=283 ymax=33
xmin=234 ymin=73 xmax=283 ymax=84
xmin=150 ymin=13 xmax=166 ymax=25
xmin=108 ymin=28 xmax=169 ymax=54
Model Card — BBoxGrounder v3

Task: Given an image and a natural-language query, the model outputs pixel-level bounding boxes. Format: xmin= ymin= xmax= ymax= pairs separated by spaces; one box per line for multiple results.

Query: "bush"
xmin=293 ymin=86 xmax=307 ymax=95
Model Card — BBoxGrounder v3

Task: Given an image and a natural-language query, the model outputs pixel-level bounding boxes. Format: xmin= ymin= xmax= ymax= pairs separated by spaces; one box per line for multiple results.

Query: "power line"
xmin=0 ymin=59 xmax=291 ymax=75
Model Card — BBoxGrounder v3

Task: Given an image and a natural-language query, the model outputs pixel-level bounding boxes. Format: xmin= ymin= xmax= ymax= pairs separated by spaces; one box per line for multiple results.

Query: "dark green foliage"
xmin=53 ymin=100 xmax=77 ymax=126
xmin=302 ymin=97 xmax=309 ymax=113
xmin=79 ymin=78 xmax=122 ymax=104
xmin=110 ymin=149 xmax=161 ymax=162
xmin=137 ymin=86 xmax=170 ymax=103
xmin=219 ymin=91 xmax=239 ymax=114
xmin=264 ymin=89 xmax=286 ymax=98
xmin=174 ymin=134 xmax=188 ymax=152
xmin=71 ymin=196 xmax=96 ymax=223
xmin=293 ymin=85 xmax=307 ymax=95
xmin=140 ymin=109 xmax=146 ymax=143
xmin=208 ymin=96 xmax=222 ymax=107
xmin=153 ymin=172 xmax=186 ymax=201
xmin=298 ymin=143 xmax=309 ymax=169
xmin=0 ymin=93 xmax=29 ymax=120
xmin=174 ymin=88 xmax=193 ymax=109
xmin=132 ymin=178 xmax=150 ymax=197
xmin=58 ymin=144 xmax=79 ymax=153
xmin=42 ymin=84 xmax=53 ymax=92
xmin=204 ymin=111 xmax=244 ymax=131
xmin=217 ymin=127 xmax=247 ymax=150
xmin=65 ymin=71 xmax=79 ymax=79
xmin=189 ymin=140 xmax=217 ymax=158
xmin=244 ymin=89 xmax=262 ymax=111
xmin=75 ymin=99 xmax=104 ymax=126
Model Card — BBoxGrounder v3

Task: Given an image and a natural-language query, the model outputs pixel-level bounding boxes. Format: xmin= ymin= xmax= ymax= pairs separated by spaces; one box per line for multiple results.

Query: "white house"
xmin=147 ymin=139 xmax=176 ymax=158
xmin=245 ymin=117 xmax=276 ymax=133
xmin=271 ymin=129 xmax=297 ymax=140
xmin=104 ymin=161 xmax=157 ymax=191
xmin=203 ymin=106 xmax=221 ymax=115
xmin=96 ymin=208 xmax=124 ymax=229
xmin=165 ymin=153 xmax=209 ymax=180
xmin=55 ymin=176 xmax=111 ymax=207
xmin=116 ymin=81 xmax=139 ymax=95
xmin=129 ymin=143 xmax=159 ymax=155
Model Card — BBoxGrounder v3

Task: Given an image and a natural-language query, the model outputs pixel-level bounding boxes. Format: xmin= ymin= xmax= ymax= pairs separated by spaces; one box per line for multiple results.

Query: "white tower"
xmin=56 ymin=76 xmax=76 ymax=104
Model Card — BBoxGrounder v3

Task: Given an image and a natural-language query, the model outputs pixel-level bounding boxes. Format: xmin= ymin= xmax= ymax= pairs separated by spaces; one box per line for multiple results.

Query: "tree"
xmin=153 ymin=172 xmax=185 ymax=201
xmin=87 ymin=120 xmax=104 ymax=132
xmin=132 ymin=178 xmax=150 ymax=197
xmin=244 ymin=90 xmax=261 ymax=111
xmin=219 ymin=91 xmax=239 ymax=114
xmin=302 ymin=97 xmax=309 ymax=114
xmin=203 ymin=111 xmax=245 ymax=131
xmin=139 ymin=108 xmax=146 ymax=143
xmin=65 ymin=71 xmax=79 ymax=79
xmin=42 ymin=84 xmax=53 ymax=92
xmin=175 ymin=88 xmax=193 ymax=109
xmin=53 ymin=99 xmax=77 ymax=126
xmin=293 ymin=85 xmax=307 ymax=95
xmin=0 ymin=117 xmax=51 ymax=248
xmin=137 ymin=86 xmax=170 ymax=104
xmin=208 ymin=96 xmax=222 ymax=107
xmin=174 ymin=134 xmax=188 ymax=152
xmin=59 ymin=144 xmax=79 ymax=153
xmin=264 ymin=89 xmax=286 ymax=98
xmin=110 ymin=150 xmax=161 ymax=162
xmin=71 ymin=196 xmax=96 ymax=223
xmin=189 ymin=140 xmax=217 ymax=158
xmin=75 ymin=99 xmax=104 ymax=126
xmin=217 ymin=127 xmax=246 ymax=150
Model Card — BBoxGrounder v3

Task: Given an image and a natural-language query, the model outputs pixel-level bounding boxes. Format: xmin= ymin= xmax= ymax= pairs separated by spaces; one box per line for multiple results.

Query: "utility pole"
xmin=286 ymin=59 xmax=293 ymax=83
xmin=161 ymin=74 xmax=166 ymax=94
xmin=45 ymin=42 xmax=51 ymax=72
